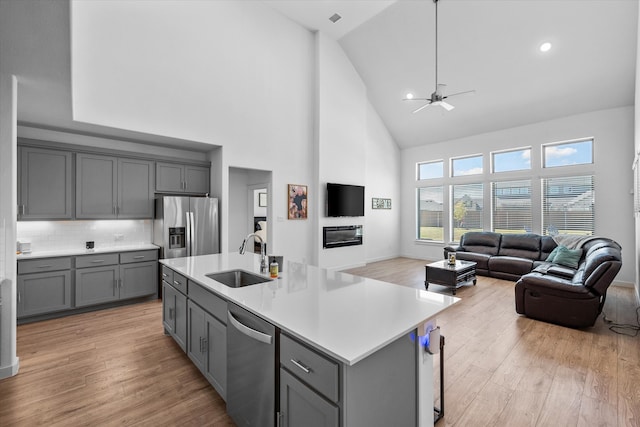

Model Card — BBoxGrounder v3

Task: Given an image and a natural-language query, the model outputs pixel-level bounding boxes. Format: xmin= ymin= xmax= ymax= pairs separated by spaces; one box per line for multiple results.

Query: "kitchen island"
xmin=161 ymin=253 xmax=459 ymax=427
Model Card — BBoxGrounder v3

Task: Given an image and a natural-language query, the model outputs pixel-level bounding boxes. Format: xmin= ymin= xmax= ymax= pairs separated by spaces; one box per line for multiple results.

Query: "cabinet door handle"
xmin=199 ymin=337 xmax=203 ymax=353
xmin=17 ymin=291 xmax=21 ymax=303
xmin=38 ymin=265 xmax=53 ymax=269
xmin=290 ymin=359 xmax=311 ymax=374
xmin=119 ymin=279 xmax=123 ymax=288
xmin=169 ymin=308 xmax=174 ymax=320
xmin=133 ymin=255 xmax=145 ymax=259
xmin=162 ymin=273 xmax=169 ymax=278
xmin=91 ymin=260 xmax=105 ymax=263
xmin=173 ymin=280 xmax=181 ymax=286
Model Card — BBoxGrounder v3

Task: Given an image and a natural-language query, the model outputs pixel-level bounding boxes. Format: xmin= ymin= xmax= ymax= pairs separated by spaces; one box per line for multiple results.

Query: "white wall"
xmin=401 ymin=106 xmax=635 ymax=285
xmin=0 ymin=74 xmax=19 ymax=378
xmin=315 ymin=32 xmax=367 ymax=269
xmin=71 ymin=0 xmax=317 ymax=265
xmin=70 ymin=1 xmax=402 ymax=269
xmin=365 ymin=102 xmax=401 ymax=262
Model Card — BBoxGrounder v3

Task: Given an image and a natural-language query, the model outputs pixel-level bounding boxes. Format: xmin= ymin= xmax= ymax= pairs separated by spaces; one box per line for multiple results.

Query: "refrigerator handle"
xmin=189 ymin=211 xmax=196 ymax=255
xmin=186 ymin=211 xmax=192 ymax=257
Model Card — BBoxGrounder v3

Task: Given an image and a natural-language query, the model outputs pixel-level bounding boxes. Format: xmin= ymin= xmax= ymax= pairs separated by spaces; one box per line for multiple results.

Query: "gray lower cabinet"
xmin=187 ymin=299 xmax=227 ymax=400
xmin=17 ymin=257 xmax=73 ymax=318
xmin=279 ymin=333 xmax=340 ymax=427
xmin=18 ymin=146 xmax=73 ymax=220
xmin=120 ymin=261 xmax=157 ymax=299
xmin=279 ymin=369 xmax=339 ymax=427
xmin=75 ymin=264 xmax=119 ymax=307
xmin=163 ymin=282 xmax=187 ymax=352
xmin=17 ymin=269 xmax=72 ymax=317
xmin=76 ymin=250 xmax=158 ymax=307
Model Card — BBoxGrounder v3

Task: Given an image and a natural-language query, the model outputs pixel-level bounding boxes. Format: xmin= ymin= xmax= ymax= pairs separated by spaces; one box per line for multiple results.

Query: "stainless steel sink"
xmin=205 ymin=269 xmax=272 ymax=288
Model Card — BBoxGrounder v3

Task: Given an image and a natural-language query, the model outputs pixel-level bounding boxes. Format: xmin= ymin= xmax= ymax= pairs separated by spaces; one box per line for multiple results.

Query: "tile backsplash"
xmin=17 ymin=220 xmax=153 ymax=253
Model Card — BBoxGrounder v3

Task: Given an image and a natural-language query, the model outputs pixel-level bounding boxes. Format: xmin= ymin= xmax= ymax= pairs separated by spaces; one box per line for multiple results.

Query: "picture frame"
xmin=288 ymin=184 xmax=308 ymax=220
xmin=372 ymin=197 xmax=392 ymax=209
xmin=258 ymin=192 xmax=267 ymax=207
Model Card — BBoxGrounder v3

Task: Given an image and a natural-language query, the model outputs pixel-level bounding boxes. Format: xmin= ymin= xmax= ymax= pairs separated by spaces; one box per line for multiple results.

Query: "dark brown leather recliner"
xmin=515 ymin=239 xmax=622 ymax=328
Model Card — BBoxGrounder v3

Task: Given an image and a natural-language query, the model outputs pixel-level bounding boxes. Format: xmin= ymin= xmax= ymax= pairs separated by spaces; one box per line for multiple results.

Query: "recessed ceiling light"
xmin=405 ymin=93 xmax=414 ymax=100
xmin=329 ymin=13 xmax=342 ymax=23
xmin=539 ymin=42 xmax=552 ymax=52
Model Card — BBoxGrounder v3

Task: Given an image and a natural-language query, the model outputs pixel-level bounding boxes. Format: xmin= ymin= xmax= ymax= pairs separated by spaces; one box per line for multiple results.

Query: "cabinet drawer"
xmin=76 ymin=253 xmax=119 ymax=269
xmin=18 ymin=257 xmax=71 ymax=274
xmin=120 ymin=250 xmax=158 ymax=264
xmin=161 ymin=265 xmax=174 ymax=284
xmin=280 ymin=333 xmax=339 ymax=403
xmin=171 ymin=272 xmax=188 ymax=295
xmin=188 ymin=280 xmax=226 ymax=324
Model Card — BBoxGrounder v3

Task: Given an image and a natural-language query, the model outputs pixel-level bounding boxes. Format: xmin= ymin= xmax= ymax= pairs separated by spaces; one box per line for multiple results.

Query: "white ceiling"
xmin=2 ymin=0 xmax=637 ymax=151
xmin=270 ymin=0 xmax=639 ymax=148
xmin=263 ymin=0 xmax=397 ymax=40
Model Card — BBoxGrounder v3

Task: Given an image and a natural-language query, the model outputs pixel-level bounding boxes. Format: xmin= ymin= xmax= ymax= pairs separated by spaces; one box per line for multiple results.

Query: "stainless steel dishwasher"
xmin=227 ymin=302 xmax=277 ymax=427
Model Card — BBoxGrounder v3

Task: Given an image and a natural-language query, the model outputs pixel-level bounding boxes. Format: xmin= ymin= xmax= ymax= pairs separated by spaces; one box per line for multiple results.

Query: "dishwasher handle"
xmin=228 ymin=310 xmax=273 ymax=345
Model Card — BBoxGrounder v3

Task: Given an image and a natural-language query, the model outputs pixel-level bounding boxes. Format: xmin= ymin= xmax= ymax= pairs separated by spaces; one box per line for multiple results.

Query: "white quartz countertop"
xmin=16 ymin=244 xmax=159 ymax=260
xmin=161 ymin=253 xmax=459 ymax=365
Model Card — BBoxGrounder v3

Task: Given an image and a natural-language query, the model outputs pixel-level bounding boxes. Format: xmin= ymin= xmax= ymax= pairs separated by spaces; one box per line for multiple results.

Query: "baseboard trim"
xmin=0 ymin=357 xmax=20 ymax=379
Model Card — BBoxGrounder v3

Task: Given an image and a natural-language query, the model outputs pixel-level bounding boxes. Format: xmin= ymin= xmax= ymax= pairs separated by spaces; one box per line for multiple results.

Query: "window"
xmin=492 ymin=148 xmax=531 ymax=173
xmin=492 ymin=180 xmax=532 ymax=233
xmin=417 ymin=187 xmax=444 ymax=241
xmin=543 ymin=139 xmax=593 ymax=168
xmin=452 ymin=155 xmax=483 ymax=177
xmin=451 ymin=183 xmax=483 ymax=241
xmin=418 ymin=160 xmax=443 ymax=180
xmin=542 ymin=175 xmax=594 ymax=236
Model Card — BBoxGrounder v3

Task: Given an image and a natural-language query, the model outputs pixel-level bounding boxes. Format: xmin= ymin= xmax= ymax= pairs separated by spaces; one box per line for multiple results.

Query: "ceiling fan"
xmin=404 ymin=0 xmax=475 ymax=113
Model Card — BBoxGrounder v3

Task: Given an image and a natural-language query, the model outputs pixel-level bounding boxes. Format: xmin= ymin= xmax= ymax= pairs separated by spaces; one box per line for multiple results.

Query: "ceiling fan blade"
xmin=412 ymin=102 xmax=433 ymax=114
xmin=444 ymin=89 xmax=475 ymax=99
xmin=440 ymin=101 xmax=455 ymax=111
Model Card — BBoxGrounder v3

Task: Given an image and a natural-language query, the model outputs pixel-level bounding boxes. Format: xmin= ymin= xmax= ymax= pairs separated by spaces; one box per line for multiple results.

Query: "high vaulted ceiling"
xmin=2 ymin=1 xmax=637 ymax=151
xmin=269 ymin=0 xmax=638 ymax=148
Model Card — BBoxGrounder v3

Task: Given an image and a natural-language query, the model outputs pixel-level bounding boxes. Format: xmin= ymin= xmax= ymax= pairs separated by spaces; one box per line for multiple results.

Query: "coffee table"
xmin=425 ymin=260 xmax=477 ymax=295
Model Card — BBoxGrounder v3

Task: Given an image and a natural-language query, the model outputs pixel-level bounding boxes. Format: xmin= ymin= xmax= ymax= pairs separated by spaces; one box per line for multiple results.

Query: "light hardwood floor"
xmin=1 ymin=257 xmax=638 ymax=426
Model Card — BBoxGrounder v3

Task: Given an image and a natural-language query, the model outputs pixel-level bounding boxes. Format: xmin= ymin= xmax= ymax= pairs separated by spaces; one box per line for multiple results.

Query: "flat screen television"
xmin=327 ymin=183 xmax=365 ymax=217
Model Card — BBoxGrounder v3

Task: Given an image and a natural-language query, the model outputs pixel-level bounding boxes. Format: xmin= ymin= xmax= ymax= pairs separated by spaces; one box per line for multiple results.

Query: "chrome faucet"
xmin=239 ymin=233 xmax=267 ymax=273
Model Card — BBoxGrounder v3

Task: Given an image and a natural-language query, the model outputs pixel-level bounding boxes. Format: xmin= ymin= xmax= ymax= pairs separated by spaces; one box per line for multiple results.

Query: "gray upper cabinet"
xmin=76 ymin=154 xmax=153 ymax=219
xmin=118 ymin=158 xmax=154 ymax=218
xmin=76 ymin=153 xmax=118 ymax=219
xmin=18 ymin=146 xmax=73 ymax=220
xmin=156 ymin=162 xmax=209 ymax=194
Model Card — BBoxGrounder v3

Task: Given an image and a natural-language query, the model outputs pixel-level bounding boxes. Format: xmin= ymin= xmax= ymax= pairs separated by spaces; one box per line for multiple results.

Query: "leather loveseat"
xmin=444 ymin=232 xmax=622 ymax=328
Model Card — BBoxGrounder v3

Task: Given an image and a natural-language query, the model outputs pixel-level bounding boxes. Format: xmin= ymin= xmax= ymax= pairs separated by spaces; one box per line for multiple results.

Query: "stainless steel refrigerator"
xmin=153 ymin=196 xmax=220 ymax=259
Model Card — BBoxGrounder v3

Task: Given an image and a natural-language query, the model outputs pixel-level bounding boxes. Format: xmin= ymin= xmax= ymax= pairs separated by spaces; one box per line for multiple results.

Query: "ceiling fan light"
xmin=539 ymin=42 xmax=552 ymax=52
xmin=405 ymin=93 xmax=414 ymax=100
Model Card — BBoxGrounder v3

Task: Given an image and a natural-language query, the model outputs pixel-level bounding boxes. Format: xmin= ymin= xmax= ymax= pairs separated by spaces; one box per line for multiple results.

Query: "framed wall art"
xmin=258 ymin=192 xmax=267 ymax=207
xmin=372 ymin=198 xmax=391 ymax=209
xmin=288 ymin=184 xmax=308 ymax=219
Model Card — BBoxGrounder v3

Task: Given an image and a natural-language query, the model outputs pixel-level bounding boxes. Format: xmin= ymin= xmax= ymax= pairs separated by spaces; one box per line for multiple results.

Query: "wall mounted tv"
xmin=327 ymin=183 xmax=365 ymax=217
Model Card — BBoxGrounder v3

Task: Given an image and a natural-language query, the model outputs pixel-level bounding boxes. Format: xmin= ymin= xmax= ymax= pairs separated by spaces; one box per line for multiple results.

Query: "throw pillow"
xmin=553 ymin=246 xmax=582 ymax=269
xmin=545 ymin=246 xmax=562 ymax=262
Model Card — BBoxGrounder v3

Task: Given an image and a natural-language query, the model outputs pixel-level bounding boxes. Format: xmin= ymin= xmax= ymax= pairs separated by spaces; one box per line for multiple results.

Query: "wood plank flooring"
xmin=0 ymin=257 xmax=638 ymax=426
xmin=344 ymin=258 xmax=640 ymax=427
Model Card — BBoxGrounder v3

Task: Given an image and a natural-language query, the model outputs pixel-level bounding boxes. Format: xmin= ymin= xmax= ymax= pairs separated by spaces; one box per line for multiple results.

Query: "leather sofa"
xmin=444 ymin=232 xmax=622 ymax=328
